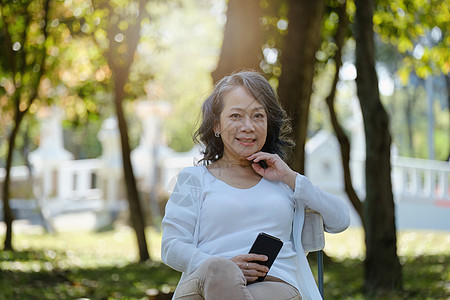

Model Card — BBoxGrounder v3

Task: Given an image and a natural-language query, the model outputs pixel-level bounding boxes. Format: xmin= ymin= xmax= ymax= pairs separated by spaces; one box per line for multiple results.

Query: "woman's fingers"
xmin=231 ymin=253 xmax=267 ymax=264
xmin=247 ymin=262 xmax=269 ymax=274
xmin=246 ymin=253 xmax=268 ymax=262
xmin=242 ymin=259 xmax=269 ymax=279
xmin=243 ymin=267 xmax=266 ymax=276
xmin=230 ymin=254 xmax=270 ymax=283
xmin=247 ymin=152 xmax=275 ymax=163
xmin=230 ymin=254 xmax=269 ymax=272
xmin=242 ymin=264 xmax=269 ymax=283
xmin=248 ymin=152 xmax=297 ymax=189
xmin=248 ymin=152 xmax=287 ymax=171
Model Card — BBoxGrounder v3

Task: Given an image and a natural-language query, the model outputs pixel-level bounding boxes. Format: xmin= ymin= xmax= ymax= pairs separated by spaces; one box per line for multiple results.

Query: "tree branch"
xmin=0 ymin=3 xmax=17 ymax=83
xmin=324 ymin=1 xmax=364 ymax=220
xmin=23 ymin=0 xmax=51 ymax=111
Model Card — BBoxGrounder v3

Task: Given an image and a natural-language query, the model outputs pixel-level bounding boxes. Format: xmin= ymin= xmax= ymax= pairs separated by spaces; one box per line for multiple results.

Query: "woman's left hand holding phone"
xmin=230 ymin=254 xmax=269 ymax=283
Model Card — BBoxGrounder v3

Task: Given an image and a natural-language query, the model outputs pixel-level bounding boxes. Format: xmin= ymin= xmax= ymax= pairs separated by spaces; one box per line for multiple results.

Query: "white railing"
xmin=0 ymin=159 xmax=104 ymax=216
xmin=0 ymin=165 xmax=30 ymax=182
xmin=57 ymin=159 xmax=103 ymax=202
xmin=41 ymin=158 xmax=104 ymax=215
xmin=392 ymin=156 xmax=449 ymax=205
xmin=2 ymin=154 xmax=449 ymax=216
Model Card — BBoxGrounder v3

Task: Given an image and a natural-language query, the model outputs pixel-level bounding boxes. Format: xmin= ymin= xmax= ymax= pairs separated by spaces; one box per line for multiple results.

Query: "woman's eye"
xmin=230 ymin=113 xmax=240 ymax=118
xmin=254 ymin=113 xmax=265 ymax=119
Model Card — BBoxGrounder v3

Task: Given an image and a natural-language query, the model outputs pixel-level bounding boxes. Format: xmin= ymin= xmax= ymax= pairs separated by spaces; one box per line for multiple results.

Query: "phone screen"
xmin=248 ymin=232 xmax=283 ymax=281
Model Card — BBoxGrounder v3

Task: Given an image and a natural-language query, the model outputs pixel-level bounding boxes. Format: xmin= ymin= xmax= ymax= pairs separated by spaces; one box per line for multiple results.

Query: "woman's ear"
xmin=213 ymin=120 xmax=220 ymax=135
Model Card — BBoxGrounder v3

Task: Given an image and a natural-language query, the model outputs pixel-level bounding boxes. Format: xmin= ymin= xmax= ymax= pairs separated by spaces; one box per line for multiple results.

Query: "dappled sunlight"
xmin=0 ymin=227 xmax=178 ymax=298
xmin=1 ymin=226 xmax=448 ymax=298
xmin=324 ymin=226 xmax=450 ymax=261
xmin=398 ymin=230 xmax=450 ymax=257
xmin=324 ymin=227 xmax=366 ymax=260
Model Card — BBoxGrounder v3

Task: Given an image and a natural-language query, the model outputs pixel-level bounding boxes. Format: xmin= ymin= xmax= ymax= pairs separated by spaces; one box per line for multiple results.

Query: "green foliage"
xmin=0 ymin=227 xmax=180 ymax=299
xmin=0 ymin=0 xmax=51 ymax=171
xmin=1 ymin=0 xmax=447 ymax=162
xmin=1 ymin=0 xmax=223 ymax=160
xmin=134 ymin=0 xmax=223 ymax=152
xmin=308 ymin=254 xmax=450 ymax=299
xmin=0 ymin=253 xmax=179 ymax=299
xmin=258 ymin=0 xmax=287 ymax=79
xmin=374 ymin=0 xmax=450 ymax=84
xmin=382 ymin=81 xmax=449 ymax=160
xmin=0 ymin=0 xmax=112 ymax=164
xmin=322 ymin=228 xmax=450 ymax=299
xmin=309 ymin=0 xmax=449 ymax=161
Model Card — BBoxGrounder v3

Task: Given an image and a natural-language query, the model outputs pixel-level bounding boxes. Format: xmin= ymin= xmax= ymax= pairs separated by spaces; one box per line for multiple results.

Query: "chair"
xmin=302 ymin=207 xmax=325 ymax=298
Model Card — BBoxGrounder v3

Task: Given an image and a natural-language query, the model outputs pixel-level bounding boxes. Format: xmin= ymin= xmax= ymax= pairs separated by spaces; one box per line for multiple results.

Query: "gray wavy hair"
xmin=193 ymin=70 xmax=294 ymax=165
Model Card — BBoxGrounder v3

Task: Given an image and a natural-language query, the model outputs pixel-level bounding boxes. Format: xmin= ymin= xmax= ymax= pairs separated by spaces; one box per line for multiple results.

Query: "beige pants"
xmin=173 ymin=257 xmax=301 ymax=300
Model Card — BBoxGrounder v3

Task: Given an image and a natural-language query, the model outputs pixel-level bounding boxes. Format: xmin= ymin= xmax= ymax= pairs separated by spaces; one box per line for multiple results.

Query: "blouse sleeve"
xmin=293 ymin=174 xmax=350 ymax=233
xmin=161 ymin=167 xmax=214 ymax=274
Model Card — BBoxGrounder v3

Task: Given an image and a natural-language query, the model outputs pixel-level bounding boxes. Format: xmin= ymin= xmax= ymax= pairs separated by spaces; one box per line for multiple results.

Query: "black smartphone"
xmin=248 ymin=232 xmax=283 ymax=281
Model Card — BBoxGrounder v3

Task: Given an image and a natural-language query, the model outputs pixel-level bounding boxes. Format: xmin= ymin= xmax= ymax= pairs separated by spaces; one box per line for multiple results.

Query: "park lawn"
xmin=0 ymin=226 xmax=449 ymax=299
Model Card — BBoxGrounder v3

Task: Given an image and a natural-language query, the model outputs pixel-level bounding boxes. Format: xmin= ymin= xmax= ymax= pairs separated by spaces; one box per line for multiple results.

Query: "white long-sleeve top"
xmin=161 ymin=165 xmax=350 ymax=300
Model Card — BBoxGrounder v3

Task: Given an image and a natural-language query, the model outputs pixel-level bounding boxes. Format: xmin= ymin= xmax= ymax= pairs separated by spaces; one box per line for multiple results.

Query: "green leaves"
xmin=374 ymin=0 xmax=449 ymax=84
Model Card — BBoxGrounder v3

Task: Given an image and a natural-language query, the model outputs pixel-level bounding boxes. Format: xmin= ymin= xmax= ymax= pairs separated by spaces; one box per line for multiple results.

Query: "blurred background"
xmin=0 ymin=0 xmax=449 ymax=299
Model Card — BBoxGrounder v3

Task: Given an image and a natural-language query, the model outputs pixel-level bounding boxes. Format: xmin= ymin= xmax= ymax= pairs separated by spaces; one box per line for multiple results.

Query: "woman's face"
xmin=215 ymin=86 xmax=268 ymax=163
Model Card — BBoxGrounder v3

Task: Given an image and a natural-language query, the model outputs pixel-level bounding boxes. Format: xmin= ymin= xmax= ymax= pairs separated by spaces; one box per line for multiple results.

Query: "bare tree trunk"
xmin=445 ymin=75 xmax=450 ymax=160
xmin=278 ymin=0 xmax=325 ymax=173
xmin=405 ymin=88 xmax=416 ymax=157
xmin=1 ymin=0 xmax=50 ymax=250
xmin=113 ymin=77 xmax=150 ymax=262
xmin=354 ymin=0 xmax=402 ymax=292
xmin=105 ymin=0 xmax=150 ymax=262
xmin=324 ymin=2 xmax=363 ymax=221
xmin=211 ymin=0 xmax=263 ymax=83
xmin=2 ymin=113 xmax=23 ymax=250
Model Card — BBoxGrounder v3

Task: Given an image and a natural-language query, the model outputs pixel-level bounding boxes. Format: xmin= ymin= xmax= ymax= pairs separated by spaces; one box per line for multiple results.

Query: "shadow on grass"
xmin=0 ymin=250 xmax=181 ymax=300
xmin=308 ymin=253 xmax=449 ymax=300
xmin=1 ymin=250 xmax=448 ymax=299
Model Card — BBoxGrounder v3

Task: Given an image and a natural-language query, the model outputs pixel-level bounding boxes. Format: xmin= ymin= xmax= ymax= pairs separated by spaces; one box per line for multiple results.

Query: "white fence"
xmin=392 ymin=156 xmax=449 ymax=205
xmin=46 ymin=159 xmax=104 ymax=215
xmin=1 ymin=153 xmax=449 ymax=222
xmin=1 ymin=159 xmax=105 ymax=217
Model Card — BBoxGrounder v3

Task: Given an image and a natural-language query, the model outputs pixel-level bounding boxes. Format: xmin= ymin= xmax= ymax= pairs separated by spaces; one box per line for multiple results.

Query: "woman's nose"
xmin=240 ymin=116 xmax=255 ymax=132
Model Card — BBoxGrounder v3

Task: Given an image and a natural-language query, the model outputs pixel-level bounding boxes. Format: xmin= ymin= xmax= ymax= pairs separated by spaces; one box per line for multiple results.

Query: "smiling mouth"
xmin=236 ymin=138 xmax=256 ymax=143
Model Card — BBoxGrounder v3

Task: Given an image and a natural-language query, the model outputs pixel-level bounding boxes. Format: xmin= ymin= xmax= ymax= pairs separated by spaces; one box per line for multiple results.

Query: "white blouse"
xmin=161 ymin=165 xmax=350 ymax=300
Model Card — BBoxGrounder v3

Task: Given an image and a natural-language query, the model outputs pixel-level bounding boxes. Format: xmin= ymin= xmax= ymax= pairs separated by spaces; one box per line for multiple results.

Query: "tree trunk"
xmin=1 ymin=0 xmax=50 ymax=250
xmin=445 ymin=74 xmax=450 ymax=160
xmin=2 ymin=113 xmax=24 ymax=251
xmin=354 ymin=0 xmax=402 ymax=292
xmin=405 ymin=89 xmax=415 ymax=157
xmin=277 ymin=0 xmax=325 ymax=173
xmin=211 ymin=0 xmax=263 ymax=83
xmin=324 ymin=1 xmax=363 ymax=221
xmin=113 ymin=74 xmax=150 ymax=262
xmin=106 ymin=0 xmax=150 ymax=262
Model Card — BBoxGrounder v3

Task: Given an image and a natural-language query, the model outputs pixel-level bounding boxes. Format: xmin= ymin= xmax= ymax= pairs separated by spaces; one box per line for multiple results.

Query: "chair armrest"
xmin=302 ymin=207 xmax=325 ymax=253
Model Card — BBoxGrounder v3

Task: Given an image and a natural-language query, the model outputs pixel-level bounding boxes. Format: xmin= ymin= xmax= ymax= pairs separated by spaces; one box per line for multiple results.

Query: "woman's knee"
xmin=199 ymin=257 xmax=250 ymax=299
xmin=198 ymin=257 xmax=245 ymax=283
xmin=200 ymin=257 xmax=241 ymax=275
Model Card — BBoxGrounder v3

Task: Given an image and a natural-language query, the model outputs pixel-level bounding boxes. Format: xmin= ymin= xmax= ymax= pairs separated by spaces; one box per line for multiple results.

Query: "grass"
xmin=0 ymin=225 xmax=449 ymax=299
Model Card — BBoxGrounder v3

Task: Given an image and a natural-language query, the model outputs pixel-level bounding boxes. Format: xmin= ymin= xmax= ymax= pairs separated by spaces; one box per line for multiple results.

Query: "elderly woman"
xmin=161 ymin=71 xmax=350 ymax=300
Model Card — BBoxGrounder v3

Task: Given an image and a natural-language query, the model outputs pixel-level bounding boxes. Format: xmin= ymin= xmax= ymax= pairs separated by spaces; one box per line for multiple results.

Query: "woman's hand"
xmin=247 ymin=152 xmax=297 ymax=190
xmin=230 ymin=254 xmax=269 ymax=283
